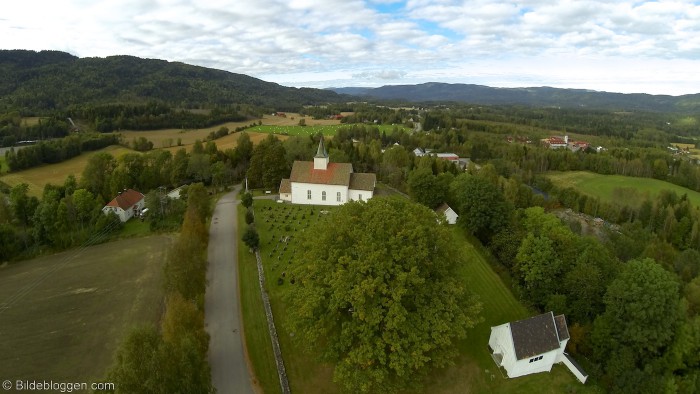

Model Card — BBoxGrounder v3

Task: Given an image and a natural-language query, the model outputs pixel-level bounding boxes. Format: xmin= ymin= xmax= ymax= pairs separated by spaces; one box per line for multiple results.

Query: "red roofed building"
xmin=279 ymin=137 xmax=376 ymax=205
xmin=102 ymin=188 xmax=145 ymax=222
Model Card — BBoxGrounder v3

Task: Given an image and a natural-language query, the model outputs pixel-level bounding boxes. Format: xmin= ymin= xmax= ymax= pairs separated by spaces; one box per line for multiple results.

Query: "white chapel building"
xmin=279 ymin=137 xmax=376 ymax=205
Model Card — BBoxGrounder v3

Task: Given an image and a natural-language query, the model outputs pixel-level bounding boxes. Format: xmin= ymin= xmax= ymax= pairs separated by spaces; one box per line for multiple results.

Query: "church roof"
xmin=289 ymin=161 xmax=352 ymax=186
xmin=315 ymin=137 xmax=328 ymax=158
xmin=348 ymin=173 xmax=376 ymax=191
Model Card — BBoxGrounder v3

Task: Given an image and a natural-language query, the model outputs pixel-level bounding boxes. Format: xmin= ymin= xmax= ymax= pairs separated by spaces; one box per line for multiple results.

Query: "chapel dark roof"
xmin=509 ymin=312 xmax=568 ymax=360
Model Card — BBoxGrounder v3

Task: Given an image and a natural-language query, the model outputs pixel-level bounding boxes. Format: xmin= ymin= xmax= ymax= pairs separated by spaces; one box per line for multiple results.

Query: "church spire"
xmin=313 ymin=136 xmax=329 ymax=170
xmin=315 ymin=136 xmax=328 ymax=158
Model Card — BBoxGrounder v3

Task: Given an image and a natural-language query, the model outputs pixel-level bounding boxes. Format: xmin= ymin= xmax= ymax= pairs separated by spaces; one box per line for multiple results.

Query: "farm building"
xmin=435 ymin=203 xmax=458 ymax=224
xmin=279 ymin=137 xmax=376 ymax=205
xmin=102 ymin=189 xmax=145 ymax=222
xmin=488 ymin=312 xmax=588 ymax=383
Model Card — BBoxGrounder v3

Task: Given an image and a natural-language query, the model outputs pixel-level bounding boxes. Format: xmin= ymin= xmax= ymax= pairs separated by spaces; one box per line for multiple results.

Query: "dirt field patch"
xmin=0 ymin=235 xmax=170 ymax=384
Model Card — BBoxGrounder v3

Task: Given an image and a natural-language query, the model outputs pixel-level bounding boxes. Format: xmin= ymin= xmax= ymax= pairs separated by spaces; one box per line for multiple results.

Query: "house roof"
xmin=348 ymin=173 xmax=376 ymax=191
xmin=509 ymin=312 xmax=567 ymax=360
xmin=435 ymin=203 xmax=453 ymax=215
xmin=279 ymin=178 xmax=291 ymax=194
xmin=289 ymin=161 xmax=353 ymax=186
xmin=105 ymin=189 xmax=144 ymax=210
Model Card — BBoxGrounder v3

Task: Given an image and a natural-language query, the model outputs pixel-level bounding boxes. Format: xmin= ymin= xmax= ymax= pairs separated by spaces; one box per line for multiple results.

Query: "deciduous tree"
xmin=287 ymin=197 xmax=481 ymax=393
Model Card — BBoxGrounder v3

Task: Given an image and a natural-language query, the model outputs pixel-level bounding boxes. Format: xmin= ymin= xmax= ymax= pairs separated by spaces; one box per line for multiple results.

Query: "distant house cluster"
xmin=541 ymin=135 xmax=594 ymax=152
xmin=412 ymin=147 xmax=476 ymax=170
xmin=506 ymin=136 xmax=532 ymax=144
xmin=279 ymin=137 xmax=376 ymax=206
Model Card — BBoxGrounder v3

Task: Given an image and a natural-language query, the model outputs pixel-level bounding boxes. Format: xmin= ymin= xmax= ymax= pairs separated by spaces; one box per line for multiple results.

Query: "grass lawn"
xmin=237 ymin=203 xmax=279 ymax=393
xmin=0 ymin=235 xmax=171 ymax=383
xmin=547 ymin=171 xmax=700 ymax=208
xmin=117 ymin=218 xmax=151 ymax=238
xmin=247 ymin=124 xmax=346 ymax=137
xmin=243 ymin=199 xmax=598 ymax=393
xmin=248 ymin=123 xmax=408 ymax=138
xmin=0 ymin=145 xmax=135 ymax=197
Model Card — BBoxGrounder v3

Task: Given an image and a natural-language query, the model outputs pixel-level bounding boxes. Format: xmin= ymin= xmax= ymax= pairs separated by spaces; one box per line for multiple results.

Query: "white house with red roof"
xmin=102 ymin=188 xmax=145 ymax=222
xmin=279 ymin=138 xmax=376 ymax=205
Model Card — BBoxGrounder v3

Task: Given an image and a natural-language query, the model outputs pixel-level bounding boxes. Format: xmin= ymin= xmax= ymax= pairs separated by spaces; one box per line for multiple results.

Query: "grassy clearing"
xmin=547 ymin=171 xmax=700 ymax=208
xmin=161 ymin=131 xmax=287 ymax=154
xmin=261 ymin=113 xmax=343 ymax=127
xmin=21 ymin=117 xmax=42 ymax=126
xmin=247 ymin=124 xmax=346 ymax=137
xmin=0 ymin=235 xmax=170 ymax=383
xmin=0 ymin=145 xmax=135 ymax=196
xmin=116 ymin=120 xmax=256 ymax=148
xmin=117 ymin=218 xmax=151 ymax=238
xmin=249 ymin=123 xmax=407 ymax=137
xmin=237 ymin=203 xmax=279 ymax=393
xmin=244 ymin=199 xmax=594 ymax=393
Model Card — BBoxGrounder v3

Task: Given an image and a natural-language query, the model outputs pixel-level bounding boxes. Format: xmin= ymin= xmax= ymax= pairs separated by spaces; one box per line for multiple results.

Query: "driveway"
xmin=205 ymin=185 xmax=255 ymax=394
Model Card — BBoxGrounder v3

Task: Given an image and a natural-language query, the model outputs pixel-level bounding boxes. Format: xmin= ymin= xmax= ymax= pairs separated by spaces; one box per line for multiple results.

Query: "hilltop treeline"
xmin=417 ymin=105 xmax=700 ymax=140
xmin=0 ymin=50 xmax=345 ymax=113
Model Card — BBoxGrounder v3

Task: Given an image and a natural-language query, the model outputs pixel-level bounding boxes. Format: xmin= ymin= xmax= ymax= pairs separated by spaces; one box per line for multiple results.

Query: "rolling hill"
xmin=330 ymin=82 xmax=700 ymax=112
xmin=0 ymin=50 xmax=346 ymax=113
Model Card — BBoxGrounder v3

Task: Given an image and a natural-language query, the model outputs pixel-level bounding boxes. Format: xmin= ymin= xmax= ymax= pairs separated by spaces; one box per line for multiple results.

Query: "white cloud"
xmin=1 ymin=0 xmax=699 ymax=95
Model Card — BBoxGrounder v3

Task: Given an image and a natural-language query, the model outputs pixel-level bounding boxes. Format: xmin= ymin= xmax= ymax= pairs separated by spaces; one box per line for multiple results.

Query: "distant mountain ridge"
xmin=330 ymin=82 xmax=700 ymax=112
xmin=0 ymin=50 xmax=345 ymax=113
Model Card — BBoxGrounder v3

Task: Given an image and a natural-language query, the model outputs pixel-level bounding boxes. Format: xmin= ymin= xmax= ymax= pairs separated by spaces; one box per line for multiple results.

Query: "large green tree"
xmin=449 ymin=173 xmax=512 ymax=243
xmin=287 ymin=197 xmax=482 ymax=393
xmin=592 ymin=258 xmax=681 ymax=391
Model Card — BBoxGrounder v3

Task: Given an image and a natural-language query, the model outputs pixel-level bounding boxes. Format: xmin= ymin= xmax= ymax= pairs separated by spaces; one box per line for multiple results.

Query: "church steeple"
xmin=313 ymin=136 xmax=329 ymax=170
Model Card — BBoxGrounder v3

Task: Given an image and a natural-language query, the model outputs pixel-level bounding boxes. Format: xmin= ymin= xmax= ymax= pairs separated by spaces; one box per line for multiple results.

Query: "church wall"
xmin=291 ymin=182 xmax=348 ymax=205
xmin=348 ymin=188 xmax=374 ymax=202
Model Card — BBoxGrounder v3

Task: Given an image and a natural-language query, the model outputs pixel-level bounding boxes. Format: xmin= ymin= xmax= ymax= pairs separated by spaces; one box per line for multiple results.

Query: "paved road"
xmin=205 ymin=185 xmax=255 ymax=394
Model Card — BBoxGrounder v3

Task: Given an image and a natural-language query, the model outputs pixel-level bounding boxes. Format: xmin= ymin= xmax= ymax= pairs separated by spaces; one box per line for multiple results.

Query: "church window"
xmin=307 ymin=190 xmax=311 ymax=200
xmin=337 ymin=192 xmax=341 ymax=202
xmin=322 ymin=191 xmax=326 ymax=201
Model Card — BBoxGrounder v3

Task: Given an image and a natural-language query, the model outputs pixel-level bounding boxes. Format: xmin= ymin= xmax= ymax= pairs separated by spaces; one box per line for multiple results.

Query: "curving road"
xmin=205 ymin=185 xmax=255 ymax=394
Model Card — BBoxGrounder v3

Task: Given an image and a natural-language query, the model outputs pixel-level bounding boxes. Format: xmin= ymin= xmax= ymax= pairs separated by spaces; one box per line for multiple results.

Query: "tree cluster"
xmin=4 ymin=133 xmax=119 ymax=171
xmin=108 ymin=184 xmax=213 ymax=393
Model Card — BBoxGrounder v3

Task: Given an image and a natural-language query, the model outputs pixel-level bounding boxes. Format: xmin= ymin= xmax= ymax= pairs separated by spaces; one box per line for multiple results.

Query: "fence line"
xmin=254 ymin=249 xmax=291 ymax=394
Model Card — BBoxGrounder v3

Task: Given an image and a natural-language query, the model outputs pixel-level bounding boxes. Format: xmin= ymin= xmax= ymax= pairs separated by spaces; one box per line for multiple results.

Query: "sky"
xmin=2 ymin=0 xmax=700 ymax=95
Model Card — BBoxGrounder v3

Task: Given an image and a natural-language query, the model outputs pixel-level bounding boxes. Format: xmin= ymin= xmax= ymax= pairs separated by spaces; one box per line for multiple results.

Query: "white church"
xmin=279 ymin=137 xmax=376 ymax=205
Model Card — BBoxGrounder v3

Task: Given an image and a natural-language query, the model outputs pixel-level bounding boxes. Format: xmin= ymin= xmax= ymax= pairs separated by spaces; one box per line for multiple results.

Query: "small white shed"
xmin=488 ymin=312 xmax=587 ymax=383
xmin=435 ymin=203 xmax=458 ymax=225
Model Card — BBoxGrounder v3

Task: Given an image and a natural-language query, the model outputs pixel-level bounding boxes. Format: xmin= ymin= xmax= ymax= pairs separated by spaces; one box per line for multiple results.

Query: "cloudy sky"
xmin=2 ymin=0 xmax=699 ymax=95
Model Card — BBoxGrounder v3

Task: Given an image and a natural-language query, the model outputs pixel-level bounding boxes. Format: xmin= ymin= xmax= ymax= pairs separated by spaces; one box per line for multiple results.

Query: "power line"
xmin=0 ymin=218 xmax=122 ymax=315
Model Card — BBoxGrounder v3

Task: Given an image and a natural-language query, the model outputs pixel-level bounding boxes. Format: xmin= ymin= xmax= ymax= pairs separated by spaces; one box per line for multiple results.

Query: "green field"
xmin=0 ymin=235 xmax=170 ymax=384
xmin=247 ymin=123 xmax=406 ymax=137
xmin=242 ymin=199 xmax=595 ymax=393
xmin=547 ymin=171 xmax=700 ymax=207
